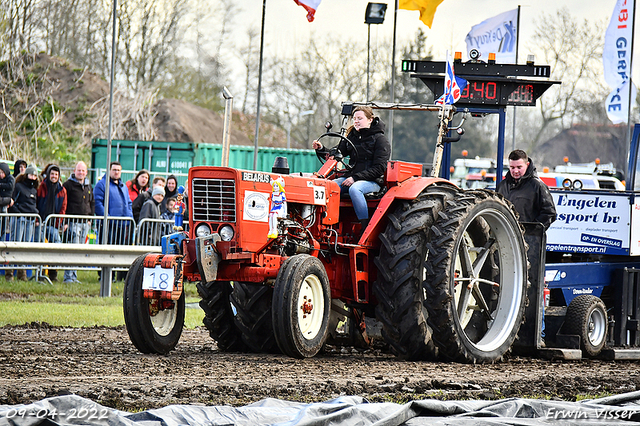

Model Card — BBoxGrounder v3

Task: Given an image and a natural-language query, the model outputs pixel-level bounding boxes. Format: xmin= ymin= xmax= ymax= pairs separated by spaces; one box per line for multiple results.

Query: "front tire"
xmin=272 ymin=255 xmax=331 ymax=358
xmin=563 ymin=295 xmax=607 ymax=357
xmin=124 ymin=254 xmax=185 ymax=354
xmin=425 ymin=190 xmax=528 ymax=363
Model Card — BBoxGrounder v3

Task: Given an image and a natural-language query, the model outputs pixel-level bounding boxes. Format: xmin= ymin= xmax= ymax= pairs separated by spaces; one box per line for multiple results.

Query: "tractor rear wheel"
xmin=123 ymin=254 xmax=185 ymax=354
xmin=231 ymin=282 xmax=279 ymax=353
xmin=563 ymin=295 xmax=607 ymax=357
xmin=373 ymin=184 xmax=458 ymax=360
xmin=198 ymin=280 xmax=246 ymax=352
xmin=272 ymin=255 xmax=331 ymax=358
xmin=424 ymin=189 xmax=528 ymax=363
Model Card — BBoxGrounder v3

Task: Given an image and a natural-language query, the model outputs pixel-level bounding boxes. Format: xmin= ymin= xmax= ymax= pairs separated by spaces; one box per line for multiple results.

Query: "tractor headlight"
xmin=562 ymin=178 xmax=572 ymax=189
xmin=220 ymin=225 xmax=234 ymax=241
xmin=195 ymin=223 xmax=212 ymax=238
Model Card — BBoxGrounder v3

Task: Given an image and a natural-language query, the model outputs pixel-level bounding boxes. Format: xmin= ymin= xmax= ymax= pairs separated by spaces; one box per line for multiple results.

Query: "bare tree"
xmin=526 ymin=8 xmax=607 ymax=150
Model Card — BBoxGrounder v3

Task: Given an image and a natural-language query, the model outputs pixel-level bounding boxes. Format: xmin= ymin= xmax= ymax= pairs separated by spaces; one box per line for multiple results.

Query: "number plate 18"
xmin=142 ymin=266 xmax=175 ymax=291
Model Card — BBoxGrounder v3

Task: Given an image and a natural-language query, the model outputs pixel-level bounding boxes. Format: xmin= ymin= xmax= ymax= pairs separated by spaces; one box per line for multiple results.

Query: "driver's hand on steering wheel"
xmin=312 ymin=140 xmax=323 ymax=150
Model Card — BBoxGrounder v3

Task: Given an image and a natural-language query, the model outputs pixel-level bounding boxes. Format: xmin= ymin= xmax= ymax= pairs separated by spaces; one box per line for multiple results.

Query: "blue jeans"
xmin=335 ymin=177 xmax=380 ymax=220
xmin=12 ymin=217 xmax=35 ymax=242
xmin=64 ymin=222 xmax=90 ymax=282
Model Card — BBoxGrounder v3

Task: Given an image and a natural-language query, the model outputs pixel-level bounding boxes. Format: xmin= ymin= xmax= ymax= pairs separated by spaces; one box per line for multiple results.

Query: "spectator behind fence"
xmin=160 ymin=175 xmax=178 ymax=214
xmin=126 ymin=169 xmax=150 ymax=204
xmin=37 ymin=165 xmax=67 ymax=282
xmin=139 ymin=186 xmax=164 ymax=246
xmin=94 ymin=161 xmax=134 ymax=241
xmin=94 ymin=162 xmax=133 ymax=281
xmin=13 ymin=159 xmax=26 ymax=178
xmin=160 ymin=197 xmax=177 ymax=236
xmin=62 ymin=161 xmax=95 ymax=284
xmin=8 ymin=165 xmax=39 ymax=281
xmin=132 ymin=176 xmax=165 ymax=223
xmin=0 ymin=163 xmax=15 ymax=214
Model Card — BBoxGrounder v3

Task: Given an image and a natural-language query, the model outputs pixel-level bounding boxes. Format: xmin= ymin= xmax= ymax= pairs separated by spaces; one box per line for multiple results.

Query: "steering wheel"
xmin=315 ymin=132 xmax=359 ymax=172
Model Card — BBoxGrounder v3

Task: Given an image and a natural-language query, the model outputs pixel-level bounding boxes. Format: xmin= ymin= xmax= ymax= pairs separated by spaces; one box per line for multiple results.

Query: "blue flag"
xmin=435 ymin=52 xmax=467 ymax=105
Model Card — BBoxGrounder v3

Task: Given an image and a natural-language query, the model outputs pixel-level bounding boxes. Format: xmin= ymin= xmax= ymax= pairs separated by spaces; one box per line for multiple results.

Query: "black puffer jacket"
xmin=496 ymin=157 xmax=557 ymax=230
xmin=10 ymin=174 xmax=38 ymax=214
xmin=0 ymin=163 xmax=15 ymax=212
xmin=318 ymin=117 xmax=391 ymax=183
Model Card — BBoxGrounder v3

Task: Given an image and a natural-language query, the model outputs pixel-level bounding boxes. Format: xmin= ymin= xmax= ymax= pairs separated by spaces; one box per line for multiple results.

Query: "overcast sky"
xmin=236 ymin=1 xmax=628 ymax=74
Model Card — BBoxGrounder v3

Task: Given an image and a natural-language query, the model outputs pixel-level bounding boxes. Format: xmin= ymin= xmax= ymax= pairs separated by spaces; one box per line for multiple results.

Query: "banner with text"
xmin=603 ymin=0 xmax=636 ymax=123
xmin=465 ymin=8 xmax=518 ymax=63
xmin=546 ymin=191 xmax=631 ymax=256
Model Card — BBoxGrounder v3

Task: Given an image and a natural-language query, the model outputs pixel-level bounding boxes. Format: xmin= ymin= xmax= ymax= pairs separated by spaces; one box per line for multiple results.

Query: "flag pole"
xmin=626 ymin=0 xmax=637 ymax=146
xmin=511 ymin=5 xmax=521 ymax=152
xmin=253 ymin=0 xmax=267 ymax=171
xmin=389 ymin=0 xmax=398 ymax=158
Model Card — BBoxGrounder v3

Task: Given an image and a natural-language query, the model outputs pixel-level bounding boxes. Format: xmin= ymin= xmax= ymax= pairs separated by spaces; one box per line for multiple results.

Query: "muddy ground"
xmin=0 ymin=323 xmax=639 ymax=412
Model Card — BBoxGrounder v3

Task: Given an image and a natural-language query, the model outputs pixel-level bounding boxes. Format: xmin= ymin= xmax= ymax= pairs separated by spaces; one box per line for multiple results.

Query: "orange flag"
xmin=398 ymin=0 xmax=445 ymax=28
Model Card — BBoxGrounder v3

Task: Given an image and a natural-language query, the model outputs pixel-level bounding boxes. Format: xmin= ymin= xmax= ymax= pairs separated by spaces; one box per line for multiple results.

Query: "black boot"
xmin=359 ymin=219 xmax=370 ymax=238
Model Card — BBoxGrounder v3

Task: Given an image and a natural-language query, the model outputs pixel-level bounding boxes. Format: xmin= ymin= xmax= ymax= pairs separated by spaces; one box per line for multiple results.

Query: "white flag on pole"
xmin=603 ymin=0 xmax=636 ymax=124
xmin=465 ymin=9 xmax=518 ymax=63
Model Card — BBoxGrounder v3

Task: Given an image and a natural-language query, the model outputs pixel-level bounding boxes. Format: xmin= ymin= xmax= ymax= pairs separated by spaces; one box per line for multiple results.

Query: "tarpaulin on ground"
xmin=2 ymin=391 xmax=640 ymax=425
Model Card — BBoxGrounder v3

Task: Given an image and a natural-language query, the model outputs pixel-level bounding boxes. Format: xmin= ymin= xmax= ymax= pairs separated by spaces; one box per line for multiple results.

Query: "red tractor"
xmin=124 ymin=103 xmax=529 ymax=363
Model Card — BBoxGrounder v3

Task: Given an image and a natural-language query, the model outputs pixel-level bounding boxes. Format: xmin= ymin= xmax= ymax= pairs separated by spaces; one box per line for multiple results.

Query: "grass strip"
xmin=0 ymin=300 xmax=204 ymax=328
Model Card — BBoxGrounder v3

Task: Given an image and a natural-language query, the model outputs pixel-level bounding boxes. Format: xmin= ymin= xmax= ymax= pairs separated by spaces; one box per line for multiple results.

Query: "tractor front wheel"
xmin=124 ymin=254 xmax=185 ymax=354
xmin=272 ymin=255 xmax=331 ymax=358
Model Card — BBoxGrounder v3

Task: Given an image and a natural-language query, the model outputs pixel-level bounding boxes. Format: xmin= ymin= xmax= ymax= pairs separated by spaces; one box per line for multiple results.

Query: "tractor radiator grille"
xmin=191 ymin=178 xmax=236 ymax=223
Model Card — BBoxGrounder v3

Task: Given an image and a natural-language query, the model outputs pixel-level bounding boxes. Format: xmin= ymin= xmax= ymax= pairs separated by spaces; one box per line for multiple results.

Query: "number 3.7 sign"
xmin=142 ymin=266 xmax=175 ymax=291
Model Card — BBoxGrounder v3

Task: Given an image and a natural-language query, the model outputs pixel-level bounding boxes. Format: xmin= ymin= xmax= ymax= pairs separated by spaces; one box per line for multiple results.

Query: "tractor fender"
xmin=360 ymin=177 xmax=457 ymax=245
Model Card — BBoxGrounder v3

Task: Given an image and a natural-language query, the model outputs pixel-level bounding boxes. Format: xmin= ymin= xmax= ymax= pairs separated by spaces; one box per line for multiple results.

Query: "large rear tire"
xmin=373 ymin=184 xmax=457 ymax=360
xmin=425 ymin=189 xmax=528 ymax=363
xmin=123 ymin=254 xmax=185 ymax=354
xmin=198 ymin=280 xmax=246 ymax=351
xmin=231 ymin=282 xmax=279 ymax=353
xmin=272 ymin=255 xmax=331 ymax=358
xmin=563 ymin=295 xmax=607 ymax=357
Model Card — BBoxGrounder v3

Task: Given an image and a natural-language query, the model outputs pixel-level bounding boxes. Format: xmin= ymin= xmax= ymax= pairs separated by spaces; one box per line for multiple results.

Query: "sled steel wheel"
xmin=124 ymin=254 xmax=185 ymax=354
xmin=198 ymin=280 xmax=247 ymax=352
xmin=231 ymin=282 xmax=279 ymax=353
xmin=563 ymin=295 xmax=607 ymax=357
xmin=373 ymin=184 xmax=458 ymax=360
xmin=272 ymin=255 xmax=331 ymax=358
xmin=425 ymin=190 xmax=528 ymax=363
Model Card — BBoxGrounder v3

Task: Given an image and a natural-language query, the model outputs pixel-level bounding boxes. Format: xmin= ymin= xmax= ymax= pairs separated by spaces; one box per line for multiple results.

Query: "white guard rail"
xmin=1 ymin=214 xmax=167 ymax=296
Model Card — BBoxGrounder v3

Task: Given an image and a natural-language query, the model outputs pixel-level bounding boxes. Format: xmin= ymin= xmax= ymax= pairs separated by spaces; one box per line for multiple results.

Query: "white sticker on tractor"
xmin=244 ymin=191 xmax=270 ymax=222
xmin=312 ymin=185 xmax=326 ymax=206
xmin=142 ymin=266 xmax=175 ymax=291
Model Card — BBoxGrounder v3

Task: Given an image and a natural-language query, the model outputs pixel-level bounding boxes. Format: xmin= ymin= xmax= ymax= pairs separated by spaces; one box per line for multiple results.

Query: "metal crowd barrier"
xmin=0 ymin=213 xmax=185 ymax=292
xmin=135 ymin=218 xmax=174 ymax=246
xmin=0 ymin=213 xmax=43 ymax=277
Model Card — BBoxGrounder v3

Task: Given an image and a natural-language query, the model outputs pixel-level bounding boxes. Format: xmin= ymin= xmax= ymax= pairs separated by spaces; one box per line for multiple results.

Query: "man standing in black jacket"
xmin=63 ymin=161 xmax=94 ymax=283
xmin=496 ymin=149 xmax=556 ymax=230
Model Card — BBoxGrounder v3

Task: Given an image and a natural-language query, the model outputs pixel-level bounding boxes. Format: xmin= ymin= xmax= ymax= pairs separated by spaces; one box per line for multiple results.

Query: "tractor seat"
xmin=364 ymin=186 xmax=387 ymax=199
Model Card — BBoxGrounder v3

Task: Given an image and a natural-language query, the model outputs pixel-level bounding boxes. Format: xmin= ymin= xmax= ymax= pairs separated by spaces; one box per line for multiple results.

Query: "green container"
xmin=92 ymin=139 xmax=321 ymax=186
xmin=195 ymin=144 xmax=321 ymax=173
xmin=91 ymin=140 xmax=195 ymax=186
